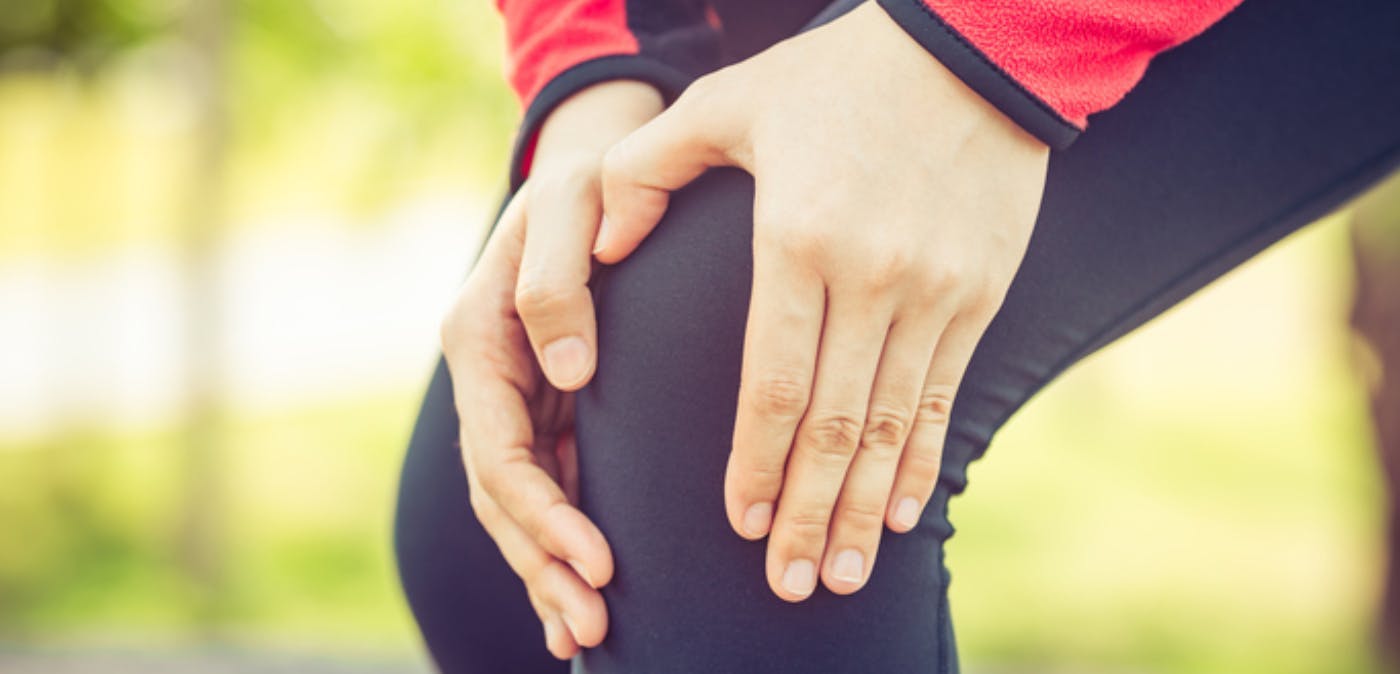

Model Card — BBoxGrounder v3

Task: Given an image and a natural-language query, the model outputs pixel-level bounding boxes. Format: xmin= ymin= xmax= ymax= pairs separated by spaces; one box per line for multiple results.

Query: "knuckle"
xmin=861 ymin=407 xmax=912 ymax=455
xmin=472 ymin=452 xmax=501 ymax=486
xmin=514 ymin=278 xmax=574 ymax=317
xmin=790 ymin=232 xmax=830 ymax=262
xmin=965 ymin=283 xmax=1007 ymax=318
xmin=763 ymin=226 xmax=822 ymax=261
xmin=678 ymin=72 xmax=723 ymax=108
xmin=917 ymin=385 xmax=956 ymax=427
xmin=800 ymin=411 xmax=864 ymax=462
xmin=899 ymin=268 xmax=945 ymax=308
xmin=837 ymin=499 xmax=888 ymax=533
xmin=517 ymin=505 xmax=551 ymax=541
xmin=739 ymin=459 xmax=787 ymax=492
xmin=600 ymin=143 xmax=628 ymax=185
xmin=924 ymin=262 xmax=966 ymax=292
xmin=438 ymin=296 xmax=481 ymax=356
xmin=473 ymin=470 xmax=511 ymax=512
xmin=743 ymin=370 xmax=812 ymax=420
xmin=519 ymin=557 xmax=550 ymax=588
xmin=784 ymin=509 xmax=833 ymax=541
xmin=903 ymin=447 xmax=944 ymax=483
xmin=862 ymin=248 xmax=915 ymax=290
xmin=476 ymin=448 xmax=530 ymax=503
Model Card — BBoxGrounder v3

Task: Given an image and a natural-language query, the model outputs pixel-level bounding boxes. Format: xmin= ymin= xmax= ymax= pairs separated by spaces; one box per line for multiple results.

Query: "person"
xmin=394 ymin=0 xmax=1400 ymax=671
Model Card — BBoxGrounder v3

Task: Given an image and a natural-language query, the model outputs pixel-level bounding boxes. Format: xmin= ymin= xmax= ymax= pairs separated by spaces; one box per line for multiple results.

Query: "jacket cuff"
xmin=509 ymin=54 xmax=696 ymax=188
xmin=876 ymin=0 xmax=1083 ymax=150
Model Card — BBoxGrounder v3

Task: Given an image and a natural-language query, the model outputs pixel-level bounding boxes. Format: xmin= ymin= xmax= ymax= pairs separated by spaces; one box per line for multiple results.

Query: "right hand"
xmin=594 ymin=4 xmax=1048 ymax=602
xmin=439 ymin=80 xmax=663 ymax=659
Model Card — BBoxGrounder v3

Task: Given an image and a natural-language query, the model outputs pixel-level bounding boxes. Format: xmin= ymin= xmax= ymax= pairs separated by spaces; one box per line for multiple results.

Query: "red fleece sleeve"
xmin=878 ymin=0 xmax=1245 ymax=147
xmin=928 ymin=0 xmax=1244 ymax=126
xmin=497 ymin=0 xmax=640 ymax=108
xmin=496 ymin=0 xmax=719 ymax=110
xmin=492 ymin=0 xmax=719 ymax=184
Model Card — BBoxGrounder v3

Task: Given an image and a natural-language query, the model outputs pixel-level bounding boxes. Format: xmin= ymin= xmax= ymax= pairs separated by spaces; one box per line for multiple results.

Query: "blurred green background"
xmin=0 ymin=1 xmax=1396 ymax=672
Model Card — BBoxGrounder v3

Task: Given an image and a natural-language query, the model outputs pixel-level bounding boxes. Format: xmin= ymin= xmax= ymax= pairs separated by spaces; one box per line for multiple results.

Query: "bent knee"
xmin=588 ymin=168 xmax=756 ymax=388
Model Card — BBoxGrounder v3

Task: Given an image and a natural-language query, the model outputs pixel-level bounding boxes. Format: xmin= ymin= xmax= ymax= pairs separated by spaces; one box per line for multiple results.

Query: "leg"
xmin=394 ymin=360 xmax=568 ymax=674
xmin=572 ymin=0 xmax=1400 ymax=671
xmin=576 ymin=169 xmax=959 ymax=673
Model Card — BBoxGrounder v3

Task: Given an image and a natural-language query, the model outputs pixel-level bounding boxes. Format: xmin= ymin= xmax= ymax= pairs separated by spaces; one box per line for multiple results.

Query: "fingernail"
xmin=542 ymin=336 xmax=588 ymax=386
xmin=832 ymin=549 xmax=864 ymax=584
xmin=894 ymin=497 xmax=921 ymax=530
xmin=543 ymin=619 xmax=559 ymax=646
xmin=567 ymin=558 xmax=596 ymax=588
xmin=592 ymin=216 xmax=610 ymax=254
xmin=742 ymin=502 xmax=773 ymax=538
xmin=781 ymin=559 xmax=816 ymax=597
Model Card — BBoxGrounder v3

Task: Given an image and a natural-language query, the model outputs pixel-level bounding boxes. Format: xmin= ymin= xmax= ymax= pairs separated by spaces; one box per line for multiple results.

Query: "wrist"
xmin=842 ymin=2 xmax=1049 ymax=156
xmin=534 ymin=80 xmax=665 ymax=171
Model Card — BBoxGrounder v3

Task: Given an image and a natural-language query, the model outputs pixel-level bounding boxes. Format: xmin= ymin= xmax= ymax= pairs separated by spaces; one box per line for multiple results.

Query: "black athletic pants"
xmin=394 ymin=0 xmax=1400 ymax=670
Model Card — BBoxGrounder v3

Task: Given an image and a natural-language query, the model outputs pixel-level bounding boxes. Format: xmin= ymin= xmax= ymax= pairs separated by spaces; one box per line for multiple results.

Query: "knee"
xmin=586 ymin=168 xmax=756 ymax=397
xmin=572 ymin=167 xmax=756 ymax=533
xmin=571 ymin=171 xmax=958 ymax=673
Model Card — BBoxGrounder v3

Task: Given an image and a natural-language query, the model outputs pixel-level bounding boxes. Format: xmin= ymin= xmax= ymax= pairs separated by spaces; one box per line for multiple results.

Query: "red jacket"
xmin=495 ymin=0 xmax=1244 ymax=178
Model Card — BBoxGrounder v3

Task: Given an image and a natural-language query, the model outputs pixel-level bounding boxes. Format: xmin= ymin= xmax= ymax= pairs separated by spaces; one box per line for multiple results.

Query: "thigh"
xmin=941 ymin=0 xmax=1400 ymax=491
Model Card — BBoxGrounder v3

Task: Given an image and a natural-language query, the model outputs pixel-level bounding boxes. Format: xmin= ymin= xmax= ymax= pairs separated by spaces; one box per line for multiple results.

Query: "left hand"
xmin=595 ymin=2 xmax=1050 ymax=601
xmin=440 ymin=81 xmax=664 ymax=659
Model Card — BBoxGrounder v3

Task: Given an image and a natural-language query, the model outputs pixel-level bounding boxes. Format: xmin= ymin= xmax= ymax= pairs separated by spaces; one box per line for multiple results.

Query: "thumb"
xmin=595 ymin=77 xmax=750 ymax=263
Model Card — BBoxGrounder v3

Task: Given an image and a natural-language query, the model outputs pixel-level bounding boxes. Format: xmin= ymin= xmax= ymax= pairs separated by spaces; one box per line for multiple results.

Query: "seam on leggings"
xmin=982 ymin=142 xmax=1400 ymax=439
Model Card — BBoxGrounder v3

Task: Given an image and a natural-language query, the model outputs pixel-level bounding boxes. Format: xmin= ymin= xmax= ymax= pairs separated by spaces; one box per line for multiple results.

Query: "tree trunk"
xmin=176 ymin=0 xmax=231 ymax=633
xmin=1351 ymin=170 xmax=1400 ymax=672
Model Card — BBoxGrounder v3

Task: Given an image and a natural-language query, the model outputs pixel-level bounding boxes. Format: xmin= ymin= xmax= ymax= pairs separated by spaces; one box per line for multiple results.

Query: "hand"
xmin=595 ymin=3 xmax=1049 ymax=601
xmin=439 ymin=80 xmax=663 ymax=658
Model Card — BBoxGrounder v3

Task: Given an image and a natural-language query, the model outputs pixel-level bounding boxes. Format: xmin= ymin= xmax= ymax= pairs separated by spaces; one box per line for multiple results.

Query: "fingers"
xmin=540 ymin=613 xmax=577 ymax=660
xmin=453 ymin=349 xmax=612 ymax=655
xmin=444 ymin=182 xmax=613 ymax=657
xmin=765 ymin=289 xmax=891 ymax=602
xmin=462 ymin=380 xmax=615 ymax=589
xmin=725 ymin=248 xmax=824 ymax=543
xmin=529 ymin=561 xmax=610 ymax=654
xmin=469 ymin=470 xmax=606 ymax=658
xmin=516 ymin=171 xmax=602 ymax=391
xmin=596 ymin=74 xmax=750 ymax=263
xmin=820 ymin=310 xmax=945 ymax=594
xmin=444 ymin=182 xmax=614 ymax=592
xmin=887 ymin=314 xmax=985 ymax=533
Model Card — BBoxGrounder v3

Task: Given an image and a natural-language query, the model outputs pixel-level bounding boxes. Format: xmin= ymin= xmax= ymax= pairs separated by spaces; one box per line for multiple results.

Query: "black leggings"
xmin=394 ymin=0 xmax=1400 ymax=670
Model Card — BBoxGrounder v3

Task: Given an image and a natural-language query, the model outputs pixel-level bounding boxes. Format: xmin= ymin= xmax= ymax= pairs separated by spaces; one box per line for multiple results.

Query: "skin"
xmin=439 ymin=1 xmax=1049 ymax=658
xmin=439 ymin=80 xmax=663 ymax=659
